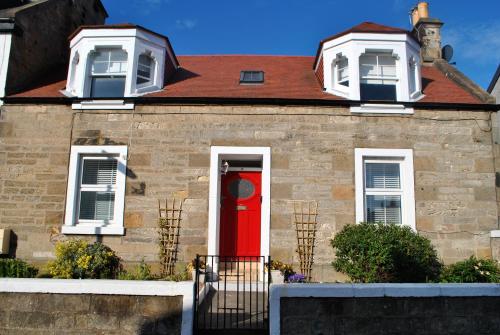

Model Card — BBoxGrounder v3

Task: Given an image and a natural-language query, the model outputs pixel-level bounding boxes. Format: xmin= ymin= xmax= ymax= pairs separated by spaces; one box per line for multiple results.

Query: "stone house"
xmin=0 ymin=2 xmax=499 ymax=281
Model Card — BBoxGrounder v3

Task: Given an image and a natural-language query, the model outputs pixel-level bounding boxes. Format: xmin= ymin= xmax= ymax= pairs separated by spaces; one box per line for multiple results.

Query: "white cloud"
xmin=176 ymin=19 xmax=198 ymax=30
xmin=443 ymin=22 xmax=500 ymax=64
xmin=132 ymin=0 xmax=170 ymax=15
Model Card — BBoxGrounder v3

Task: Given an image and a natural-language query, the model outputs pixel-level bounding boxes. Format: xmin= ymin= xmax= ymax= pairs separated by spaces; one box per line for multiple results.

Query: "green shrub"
xmin=440 ymin=256 xmax=500 ymax=283
xmin=118 ymin=260 xmax=156 ymax=280
xmin=0 ymin=258 xmax=38 ymax=278
xmin=48 ymin=239 xmax=121 ymax=279
xmin=162 ymin=271 xmax=190 ymax=282
xmin=331 ymin=223 xmax=442 ymax=283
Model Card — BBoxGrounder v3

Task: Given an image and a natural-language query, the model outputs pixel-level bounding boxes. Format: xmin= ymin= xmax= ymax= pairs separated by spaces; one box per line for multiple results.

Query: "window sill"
xmin=491 ymin=230 xmax=500 ymax=238
xmin=72 ymin=100 xmax=134 ymax=110
xmin=351 ymin=104 xmax=414 ymax=114
xmin=61 ymin=225 xmax=125 ymax=235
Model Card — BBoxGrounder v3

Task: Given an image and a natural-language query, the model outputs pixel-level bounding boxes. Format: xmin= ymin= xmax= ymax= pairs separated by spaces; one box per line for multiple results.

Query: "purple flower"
xmin=287 ymin=273 xmax=306 ymax=283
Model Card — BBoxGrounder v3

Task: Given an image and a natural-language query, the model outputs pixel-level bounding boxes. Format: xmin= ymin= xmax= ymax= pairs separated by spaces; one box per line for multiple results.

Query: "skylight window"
xmin=240 ymin=71 xmax=264 ymax=84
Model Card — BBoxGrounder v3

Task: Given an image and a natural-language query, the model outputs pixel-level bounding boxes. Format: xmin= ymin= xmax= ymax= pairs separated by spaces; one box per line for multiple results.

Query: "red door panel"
xmin=220 ymin=171 xmax=261 ymax=257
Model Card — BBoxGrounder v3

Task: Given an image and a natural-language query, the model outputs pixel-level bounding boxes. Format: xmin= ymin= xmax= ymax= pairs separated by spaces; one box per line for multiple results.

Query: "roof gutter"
xmin=3 ymin=96 xmax=499 ymax=111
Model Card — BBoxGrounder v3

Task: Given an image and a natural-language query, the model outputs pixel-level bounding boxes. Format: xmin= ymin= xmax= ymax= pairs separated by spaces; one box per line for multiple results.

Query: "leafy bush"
xmin=118 ymin=260 xmax=155 ymax=280
xmin=163 ymin=271 xmax=190 ymax=282
xmin=440 ymin=256 xmax=500 ymax=283
xmin=0 ymin=258 xmax=38 ymax=278
xmin=331 ymin=223 xmax=442 ymax=283
xmin=48 ymin=239 xmax=121 ymax=279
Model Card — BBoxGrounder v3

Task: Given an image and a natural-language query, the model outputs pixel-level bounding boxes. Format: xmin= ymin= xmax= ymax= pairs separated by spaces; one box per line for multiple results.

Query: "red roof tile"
xmin=10 ymin=55 xmax=482 ymax=104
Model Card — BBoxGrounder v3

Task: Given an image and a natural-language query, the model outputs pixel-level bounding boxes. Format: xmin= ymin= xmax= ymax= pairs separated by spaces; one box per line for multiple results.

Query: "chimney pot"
xmin=417 ymin=2 xmax=429 ymax=19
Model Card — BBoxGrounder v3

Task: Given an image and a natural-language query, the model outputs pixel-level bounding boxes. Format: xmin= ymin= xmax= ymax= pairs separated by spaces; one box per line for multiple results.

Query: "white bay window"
xmin=355 ymin=148 xmax=415 ymax=228
xmin=63 ymin=146 xmax=127 ymax=235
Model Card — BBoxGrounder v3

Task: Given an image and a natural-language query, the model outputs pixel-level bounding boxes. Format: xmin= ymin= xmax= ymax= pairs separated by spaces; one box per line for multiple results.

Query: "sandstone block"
xmin=272 ymin=154 xmax=289 ymax=169
xmin=125 ymin=212 xmax=144 ymax=228
xmin=188 ymin=153 xmax=210 ymax=167
xmin=128 ymin=153 xmax=151 ymax=167
xmin=271 ymin=183 xmax=293 ymax=199
xmin=332 ymin=185 xmax=354 ymax=200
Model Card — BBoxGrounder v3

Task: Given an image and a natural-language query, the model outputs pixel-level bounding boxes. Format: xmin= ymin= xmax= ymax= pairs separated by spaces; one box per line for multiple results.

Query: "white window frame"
xmin=136 ymin=53 xmax=155 ymax=87
xmin=359 ymin=51 xmax=399 ymax=101
xmin=332 ymin=53 xmax=349 ymax=95
xmin=355 ymin=148 xmax=415 ymax=229
xmin=88 ymin=48 xmax=128 ymax=98
xmin=62 ymin=145 xmax=128 ymax=235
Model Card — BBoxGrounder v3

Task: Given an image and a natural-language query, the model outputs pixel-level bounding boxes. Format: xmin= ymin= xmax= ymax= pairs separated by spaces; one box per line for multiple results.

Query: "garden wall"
xmin=271 ymin=283 xmax=500 ymax=335
xmin=0 ymin=279 xmax=194 ymax=335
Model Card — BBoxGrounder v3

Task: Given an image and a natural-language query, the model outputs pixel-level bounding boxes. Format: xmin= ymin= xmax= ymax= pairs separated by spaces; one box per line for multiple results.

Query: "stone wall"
xmin=0 ymin=103 xmax=498 ymax=280
xmin=0 ymin=292 xmax=182 ymax=334
xmin=280 ymin=296 xmax=500 ymax=334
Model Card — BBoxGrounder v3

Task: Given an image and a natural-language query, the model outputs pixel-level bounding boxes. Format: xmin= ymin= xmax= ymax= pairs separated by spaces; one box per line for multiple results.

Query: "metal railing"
xmin=194 ymin=255 xmax=270 ymax=334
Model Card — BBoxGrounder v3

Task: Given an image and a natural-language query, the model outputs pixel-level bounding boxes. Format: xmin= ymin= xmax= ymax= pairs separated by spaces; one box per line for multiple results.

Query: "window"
xmin=137 ymin=54 xmax=154 ymax=85
xmin=240 ymin=71 xmax=264 ymax=84
xmin=359 ymin=52 xmax=398 ymax=101
xmin=78 ymin=158 xmax=117 ymax=222
xmin=409 ymin=57 xmax=418 ymax=96
xmin=62 ymin=146 xmax=127 ymax=235
xmin=355 ymin=148 xmax=415 ymax=228
xmin=336 ymin=55 xmax=349 ymax=87
xmin=89 ymin=49 xmax=128 ymax=98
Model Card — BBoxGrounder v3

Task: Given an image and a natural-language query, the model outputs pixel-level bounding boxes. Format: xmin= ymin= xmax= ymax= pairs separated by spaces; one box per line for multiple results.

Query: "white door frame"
xmin=207 ymin=146 xmax=271 ymax=262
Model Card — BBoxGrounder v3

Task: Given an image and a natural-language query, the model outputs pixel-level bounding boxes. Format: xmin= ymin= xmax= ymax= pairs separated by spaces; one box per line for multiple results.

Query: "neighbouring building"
xmin=488 ymin=65 xmax=500 ymax=102
xmin=0 ymin=0 xmax=107 ymax=101
xmin=0 ymin=1 xmax=499 ymax=281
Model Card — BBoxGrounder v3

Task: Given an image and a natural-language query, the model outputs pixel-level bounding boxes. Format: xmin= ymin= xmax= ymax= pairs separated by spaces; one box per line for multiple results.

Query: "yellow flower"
xmin=76 ymin=255 xmax=92 ymax=270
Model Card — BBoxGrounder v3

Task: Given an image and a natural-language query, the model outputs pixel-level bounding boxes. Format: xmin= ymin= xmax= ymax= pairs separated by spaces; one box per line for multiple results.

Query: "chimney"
xmin=411 ymin=2 xmax=444 ymax=63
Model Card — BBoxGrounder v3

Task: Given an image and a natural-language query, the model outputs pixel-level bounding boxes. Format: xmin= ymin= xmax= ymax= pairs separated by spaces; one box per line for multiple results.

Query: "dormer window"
xmin=316 ymin=22 xmax=423 ymax=112
xmin=359 ymin=52 xmax=398 ymax=101
xmin=89 ymin=49 xmax=128 ymax=98
xmin=65 ymin=25 xmax=179 ymax=105
xmin=136 ymin=54 xmax=154 ymax=86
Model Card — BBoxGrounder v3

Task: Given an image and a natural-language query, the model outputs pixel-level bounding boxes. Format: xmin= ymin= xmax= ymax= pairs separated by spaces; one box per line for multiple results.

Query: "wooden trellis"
xmin=293 ymin=200 xmax=318 ymax=282
xmin=158 ymin=198 xmax=184 ymax=277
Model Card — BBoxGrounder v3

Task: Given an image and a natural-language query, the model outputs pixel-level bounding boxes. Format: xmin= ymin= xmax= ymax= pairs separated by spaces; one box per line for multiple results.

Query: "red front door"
xmin=219 ymin=171 xmax=261 ymax=257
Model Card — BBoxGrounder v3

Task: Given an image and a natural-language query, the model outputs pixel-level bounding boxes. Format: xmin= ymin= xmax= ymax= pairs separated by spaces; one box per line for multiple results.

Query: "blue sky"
xmin=102 ymin=0 xmax=500 ymax=90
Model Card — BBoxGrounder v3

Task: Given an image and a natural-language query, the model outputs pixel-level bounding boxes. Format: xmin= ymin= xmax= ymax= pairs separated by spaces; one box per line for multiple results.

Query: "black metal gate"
xmin=194 ymin=255 xmax=271 ymax=335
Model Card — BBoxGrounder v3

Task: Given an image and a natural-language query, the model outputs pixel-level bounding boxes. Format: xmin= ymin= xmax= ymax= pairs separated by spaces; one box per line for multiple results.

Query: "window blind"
xmin=366 ymin=195 xmax=401 ymax=224
xmin=82 ymin=159 xmax=117 ymax=185
xmin=79 ymin=192 xmax=115 ymax=221
xmin=365 ymin=163 xmax=400 ymax=189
